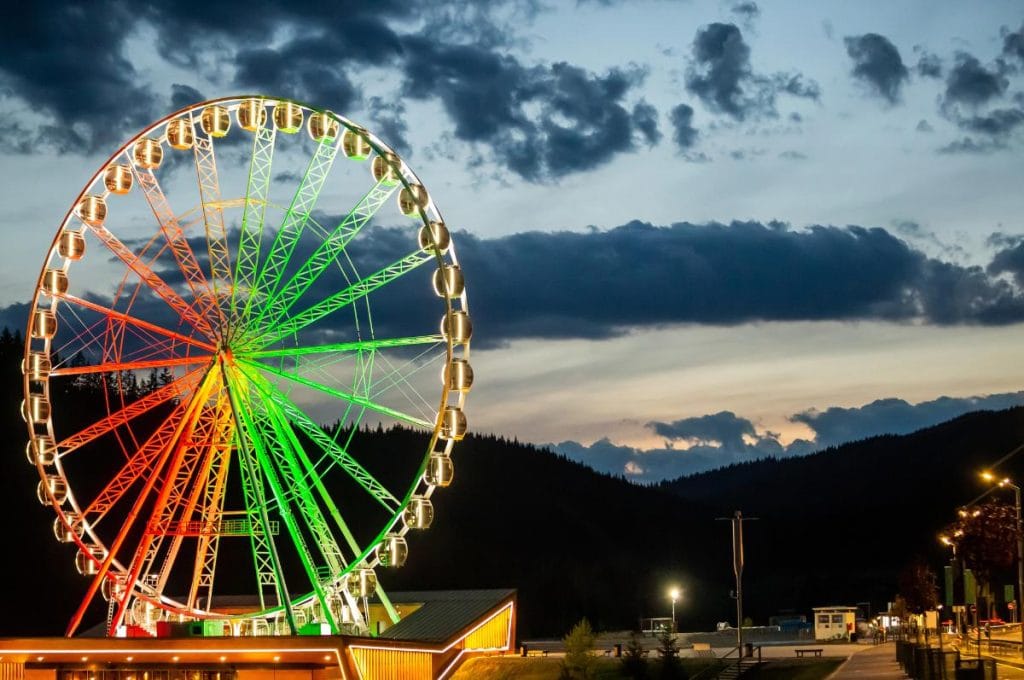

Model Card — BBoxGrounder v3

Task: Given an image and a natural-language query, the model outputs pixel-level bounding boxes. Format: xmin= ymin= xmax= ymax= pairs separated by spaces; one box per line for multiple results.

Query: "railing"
xmin=961 ymin=634 xmax=1023 ymax=657
xmin=689 ymin=645 xmax=762 ymax=680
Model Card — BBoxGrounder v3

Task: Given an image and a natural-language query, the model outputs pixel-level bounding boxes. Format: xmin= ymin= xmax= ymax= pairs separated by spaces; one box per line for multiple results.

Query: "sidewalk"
xmin=830 ymin=644 xmax=909 ymax=679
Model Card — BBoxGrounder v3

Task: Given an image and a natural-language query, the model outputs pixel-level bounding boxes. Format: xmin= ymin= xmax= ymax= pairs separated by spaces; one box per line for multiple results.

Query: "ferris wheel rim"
xmin=22 ymin=95 xmax=472 ymax=633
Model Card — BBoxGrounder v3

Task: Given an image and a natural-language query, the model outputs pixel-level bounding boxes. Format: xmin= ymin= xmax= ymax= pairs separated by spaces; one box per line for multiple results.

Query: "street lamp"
xmin=981 ymin=471 xmax=1024 ymax=659
xmin=669 ymin=587 xmax=681 ymax=633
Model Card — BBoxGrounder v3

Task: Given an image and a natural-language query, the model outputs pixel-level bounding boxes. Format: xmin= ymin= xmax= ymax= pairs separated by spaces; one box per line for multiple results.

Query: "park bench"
xmin=795 ymin=648 xmax=823 ymax=658
xmin=692 ymin=642 xmax=716 ymax=658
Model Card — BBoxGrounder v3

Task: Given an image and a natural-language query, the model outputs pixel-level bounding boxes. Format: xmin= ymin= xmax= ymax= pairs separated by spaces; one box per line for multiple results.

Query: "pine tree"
xmin=621 ymin=631 xmax=649 ymax=679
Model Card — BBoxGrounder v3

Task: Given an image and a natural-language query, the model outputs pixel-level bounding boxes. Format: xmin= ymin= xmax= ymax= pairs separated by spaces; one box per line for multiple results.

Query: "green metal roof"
xmin=379 ymin=589 xmax=516 ymax=643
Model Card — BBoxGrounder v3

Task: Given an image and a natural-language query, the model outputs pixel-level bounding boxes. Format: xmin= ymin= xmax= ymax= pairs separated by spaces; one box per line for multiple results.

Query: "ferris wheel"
xmin=21 ymin=96 xmax=473 ymax=637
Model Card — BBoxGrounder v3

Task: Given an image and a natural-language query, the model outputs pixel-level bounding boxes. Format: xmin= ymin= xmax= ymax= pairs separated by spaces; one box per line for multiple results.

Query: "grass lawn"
xmin=450 ymin=656 xmax=723 ymax=679
xmin=743 ymin=658 xmax=844 ymax=680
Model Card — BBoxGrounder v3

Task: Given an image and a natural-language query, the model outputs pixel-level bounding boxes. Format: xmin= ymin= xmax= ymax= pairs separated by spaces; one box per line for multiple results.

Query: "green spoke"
xmin=251 ymin=179 xmax=399 ymax=337
xmin=240 ymin=334 xmax=443 ymax=360
xmin=226 ymin=367 xmax=342 ymax=632
xmin=231 ymin=113 xmax=276 ymax=328
xmin=237 ymin=356 xmax=432 ymax=428
xmin=240 ymin=135 xmax=341 ymax=333
xmin=254 ymin=386 xmax=367 ymax=558
xmin=247 ymin=250 xmax=434 ymax=350
xmin=235 ymin=361 xmax=400 ymax=512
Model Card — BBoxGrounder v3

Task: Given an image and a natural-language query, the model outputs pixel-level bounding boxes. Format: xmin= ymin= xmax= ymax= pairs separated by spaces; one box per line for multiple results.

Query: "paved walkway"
xmin=830 ymin=644 xmax=908 ymax=679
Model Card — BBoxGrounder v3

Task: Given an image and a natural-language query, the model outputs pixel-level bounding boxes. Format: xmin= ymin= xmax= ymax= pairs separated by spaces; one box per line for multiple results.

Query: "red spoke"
xmin=57 ymin=292 xmax=217 ymax=352
xmin=86 ymin=221 xmax=217 ymax=340
xmin=56 ymin=368 xmax=205 ymax=457
xmin=66 ymin=368 xmax=221 ymax=637
xmin=51 ymin=355 xmax=213 ymax=377
xmin=133 ymin=166 xmax=225 ymax=336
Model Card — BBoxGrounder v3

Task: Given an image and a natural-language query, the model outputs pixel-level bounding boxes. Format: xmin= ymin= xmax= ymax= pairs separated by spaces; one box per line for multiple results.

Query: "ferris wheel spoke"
xmin=192 ymin=121 xmax=234 ymax=327
xmin=225 ymin=380 xmax=295 ymax=628
xmin=132 ymin=165 xmax=224 ymax=338
xmin=239 ymin=135 xmax=341 ymax=332
xmin=251 ymin=178 xmax=399 ymax=339
xmin=105 ymin=368 xmax=223 ymax=634
xmin=55 ymin=292 xmax=218 ymax=353
xmin=231 ymin=114 xmax=277 ymax=326
xmin=237 ymin=361 xmax=400 ymax=512
xmin=255 ymin=388 xmax=366 ymax=561
xmin=148 ymin=400 xmax=228 ymax=597
xmin=238 ymin=357 xmax=432 ymax=428
xmin=50 ymin=354 xmax=213 ymax=378
xmin=188 ymin=409 xmax=234 ymax=611
xmin=86 ymin=221 xmax=218 ymax=340
xmin=247 ymin=250 xmax=435 ymax=350
xmin=226 ymin=372 xmax=340 ymax=632
xmin=67 ymin=367 xmax=221 ymax=637
xmin=79 ymin=400 xmax=190 ymax=529
xmin=57 ymin=368 xmax=205 ymax=458
xmin=367 ymin=347 xmax=445 ymax=423
xmin=242 ymin=334 xmax=444 ymax=360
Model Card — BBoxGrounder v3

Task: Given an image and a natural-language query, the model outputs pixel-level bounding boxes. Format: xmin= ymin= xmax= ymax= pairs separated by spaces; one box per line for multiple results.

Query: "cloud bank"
xmin=554 ymin=392 xmax=1024 ymax=482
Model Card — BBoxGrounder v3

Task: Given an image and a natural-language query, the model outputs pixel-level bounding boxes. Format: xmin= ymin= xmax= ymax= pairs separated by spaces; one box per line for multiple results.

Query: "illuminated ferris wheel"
xmin=21 ymin=96 xmax=472 ymax=637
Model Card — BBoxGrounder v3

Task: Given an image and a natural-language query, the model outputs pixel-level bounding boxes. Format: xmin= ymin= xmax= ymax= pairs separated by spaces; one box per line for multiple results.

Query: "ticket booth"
xmin=813 ymin=606 xmax=857 ymax=641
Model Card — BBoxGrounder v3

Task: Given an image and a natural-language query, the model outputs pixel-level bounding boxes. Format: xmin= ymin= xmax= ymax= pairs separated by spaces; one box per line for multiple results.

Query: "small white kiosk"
xmin=813 ymin=606 xmax=857 ymax=641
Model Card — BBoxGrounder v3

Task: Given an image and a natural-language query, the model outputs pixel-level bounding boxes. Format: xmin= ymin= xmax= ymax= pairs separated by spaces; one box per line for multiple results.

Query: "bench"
xmin=795 ymin=648 xmax=823 ymax=658
xmin=692 ymin=642 xmax=716 ymax=658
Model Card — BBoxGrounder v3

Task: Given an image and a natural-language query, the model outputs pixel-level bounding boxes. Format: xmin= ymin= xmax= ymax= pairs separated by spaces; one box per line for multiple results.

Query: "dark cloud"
xmin=730 ymin=1 xmax=760 ymax=27
xmin=1003 ymin=23 xmax=1024 ymax=64
xmin=554 ymin=433 xmax=794 ymax=482
xmin=555 ymin=391 xmax=1024 ymax=481
xmin=0 ymin=2 xmax=157 ymax=153
xmin=649 ymin=411 xmax=757 ymax=450
xmin=366 ymin=96 xmax=410 ymax=154
xmin=916 ymin=119 xmax=934 ymax=133
xmin=669 ymin=103 xmax=698 ymax=149
xmin=915 ymin=52 xmax=943 ymax=78
xmin=400 ymin=37 xmax=652 ymax=179
xmin=843 ymin=33 xmax=909 ymax=104
xmin=778 ymin=150 xmax=806 ymax=160
xmin=234 ymin=43 xmax=360 ymax=115
xmin=632 ymin=100 xmax=661 ymax=146
xmin=421 ymin=219 xmax=1024 ymax=344
xmin=170 ymin=84 xmax=205 ymax=111
xmin=956 ymin=107 xmax=1024 ymax=136
xmin=937 ymin=136 xmax=1008 ymax=154
xmin=943 ymin=53 xmax=1008 ymax=107
xmin=988 ymin=240 xmax=1024 ymax=288
xmin=792 ymin=393 xmax=1024 ymax=449
xmin=684 ymin=23 xmax=819 ymax=121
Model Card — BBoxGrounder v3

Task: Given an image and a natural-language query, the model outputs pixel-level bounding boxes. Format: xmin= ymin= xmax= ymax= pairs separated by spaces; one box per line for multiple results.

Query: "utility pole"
xmin=719 ymin=511 xmax=758 ymax=652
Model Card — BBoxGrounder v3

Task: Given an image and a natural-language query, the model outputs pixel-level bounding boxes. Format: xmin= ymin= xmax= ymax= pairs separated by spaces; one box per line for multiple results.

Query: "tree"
xmin=898 ymin=558 xmax=939 ymax=614
xmin=621 ymin=631 xmax=648 ymax=680
xmin=945 ymin=501 xmax=1020 ymax=616
xmin=561 ymin=618 xmax=597 ymax=679
xmin=655 ymin=629 xmax=686 ymax=680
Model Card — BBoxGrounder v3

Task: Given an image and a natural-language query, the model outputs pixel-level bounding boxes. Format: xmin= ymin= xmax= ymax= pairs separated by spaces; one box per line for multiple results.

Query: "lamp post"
xmin=669 ymin=588 xmax=681 ymax=633
xmin=981 ymin=472 xmax=1024 ymax=659
xmin=718 ymin=511 xmax=757 ymax=652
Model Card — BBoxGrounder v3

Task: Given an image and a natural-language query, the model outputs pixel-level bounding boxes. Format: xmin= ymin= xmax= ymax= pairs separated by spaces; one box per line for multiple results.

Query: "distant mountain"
xmin=3 ymin=326 xmax=1023 ymax=639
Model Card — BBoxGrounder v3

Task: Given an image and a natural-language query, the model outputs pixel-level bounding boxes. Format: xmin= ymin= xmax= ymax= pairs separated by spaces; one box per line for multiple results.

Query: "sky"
xmin=1 ymin=0 xmax=1023 ymax=482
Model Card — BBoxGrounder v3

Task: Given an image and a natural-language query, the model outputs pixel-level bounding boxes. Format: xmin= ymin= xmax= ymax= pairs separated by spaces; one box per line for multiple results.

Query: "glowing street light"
xmin=980 ymin=471 xmax=1024 ymax=658
xmin=669 ymin=587 xmax=681 ymax=632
